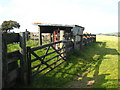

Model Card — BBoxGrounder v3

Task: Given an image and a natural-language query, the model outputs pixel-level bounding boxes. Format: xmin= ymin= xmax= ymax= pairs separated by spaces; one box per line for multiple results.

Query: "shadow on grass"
xmin=28 ymin=41 xmax=118 ymax=88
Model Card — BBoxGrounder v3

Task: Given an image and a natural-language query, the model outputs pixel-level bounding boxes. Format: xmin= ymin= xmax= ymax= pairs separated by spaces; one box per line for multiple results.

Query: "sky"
xmin=0 ymin=0 xmax=119 ymax=34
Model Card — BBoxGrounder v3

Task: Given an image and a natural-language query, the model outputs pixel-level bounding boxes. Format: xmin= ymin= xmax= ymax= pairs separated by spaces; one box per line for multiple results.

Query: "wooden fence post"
xmin=26 ymin=47 xmax=32 ymax=85
xmin=95 ymin=35 xmax=96 ymax=42
xmin=19 ymin=32 xmax=27 ymax=85
xmin=0 ymin=31 xmax=2 ymax=89
xmin=80 ymin=35 xmax=83 ymax=49
xmin=25 ymin=29 xmax=29 ymax=41
xmin=2 ymin=33 xmax=8 ymax=88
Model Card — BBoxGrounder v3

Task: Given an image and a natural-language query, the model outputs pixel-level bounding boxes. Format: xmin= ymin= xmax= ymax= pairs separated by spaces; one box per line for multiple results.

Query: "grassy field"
xmin=64 ymin=35 xmax=119 ymax=88
xmin=8 ymin=35 xmax=119 ymax=88
xmin=26 ymin=35 xmax=119 ymax=88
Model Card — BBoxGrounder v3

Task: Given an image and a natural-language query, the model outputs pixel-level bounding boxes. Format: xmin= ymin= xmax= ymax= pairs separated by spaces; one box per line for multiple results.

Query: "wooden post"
xmin=60 ymin=30 xmax=64 ymax=48
xmin=50 ymin=33 xmax=52 ymax=43
xmin=38 ymin=26 xmax=42 ymax=46
xmin=73 ymin=35 xmax=76 ymax=50
xmin=0 ymin=31 xmax=2 ymax=89
xmin=2 ymin=33 xmax=8 ymax=88
xmin=74 ymin=35 xmax=79 ymax=50
xmin=95 ymin=35 xmax=96 ymax=42
xmin=80 ymin=35 xmax=83 ymax=49
xmin=26 ymin=47 xmax=32 ymax=85
xmin=19 ymin=32 xmax=27 ymax=85
xmin=25 ymin=29 xmax=29 ymax=41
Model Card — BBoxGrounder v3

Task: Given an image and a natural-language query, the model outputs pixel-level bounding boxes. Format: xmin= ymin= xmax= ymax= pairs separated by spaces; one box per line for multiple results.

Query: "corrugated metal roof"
xmin=38 ymin=24 xmax=74 ymax=27
xmin=34 ymin=23 xmax=83 ymax=28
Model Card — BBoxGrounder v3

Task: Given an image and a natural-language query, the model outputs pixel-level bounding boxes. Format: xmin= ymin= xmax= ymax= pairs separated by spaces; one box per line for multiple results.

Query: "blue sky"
xmin=0 ymin=0 xmax=118 ymax=33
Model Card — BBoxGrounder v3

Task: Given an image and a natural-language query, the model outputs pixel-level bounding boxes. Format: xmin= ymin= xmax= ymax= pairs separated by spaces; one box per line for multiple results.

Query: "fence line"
xmin=1 ymin=32 xmax=96 ymax=88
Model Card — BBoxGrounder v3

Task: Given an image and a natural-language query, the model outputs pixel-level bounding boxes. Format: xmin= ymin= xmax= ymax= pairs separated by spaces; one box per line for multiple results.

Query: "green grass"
xmin=7 ymin=40 xmax=39 ymax=52
xmin=64 ymin=35 xmax=119 ymax=88
xmin=8 ymin=36 xmax=119 ymax=88
xmin=30 ymin=35 xmax=119 ymax=88
xmin=7 ymin=40 xmax=50 ymax=52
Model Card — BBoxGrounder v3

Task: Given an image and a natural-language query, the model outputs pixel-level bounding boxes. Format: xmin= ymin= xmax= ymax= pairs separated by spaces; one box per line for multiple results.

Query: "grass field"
xmin=64 ymin=35 xmax=119 ymax=88
xmin=8 ymin=35 xmax=119 ymax=88
xmin=26 ymin=35 xmax=119 ymax=88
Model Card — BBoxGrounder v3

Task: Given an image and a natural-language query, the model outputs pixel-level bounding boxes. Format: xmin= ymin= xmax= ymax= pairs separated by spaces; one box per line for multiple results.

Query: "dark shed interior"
xmin=38 ymin=25 xmax=74 ymax=33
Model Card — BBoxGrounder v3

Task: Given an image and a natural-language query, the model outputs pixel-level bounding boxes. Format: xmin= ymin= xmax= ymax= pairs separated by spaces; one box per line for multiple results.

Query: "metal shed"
xmin=34 ymin=23 xmax=84 ymax=46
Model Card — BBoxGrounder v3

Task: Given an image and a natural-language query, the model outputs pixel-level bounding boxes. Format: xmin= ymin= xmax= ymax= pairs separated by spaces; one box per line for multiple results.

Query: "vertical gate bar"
xmin=27 ymin=47 xmax=32 ymax=85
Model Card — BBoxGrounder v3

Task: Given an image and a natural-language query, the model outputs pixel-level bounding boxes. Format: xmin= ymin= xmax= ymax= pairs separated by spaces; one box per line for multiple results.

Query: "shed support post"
xmin=38 ymin=27 xmax=42 ymax=46
xmin=60 ymin=30 xmax=64 ymax=48
xmin=50 ymin=33 xmax=52 ymax=43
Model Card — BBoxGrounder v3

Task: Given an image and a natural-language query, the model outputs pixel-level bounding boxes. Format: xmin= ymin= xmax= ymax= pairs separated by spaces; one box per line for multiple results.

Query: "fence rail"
xmin=82 ymin=34 xmax=96 ymax=46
